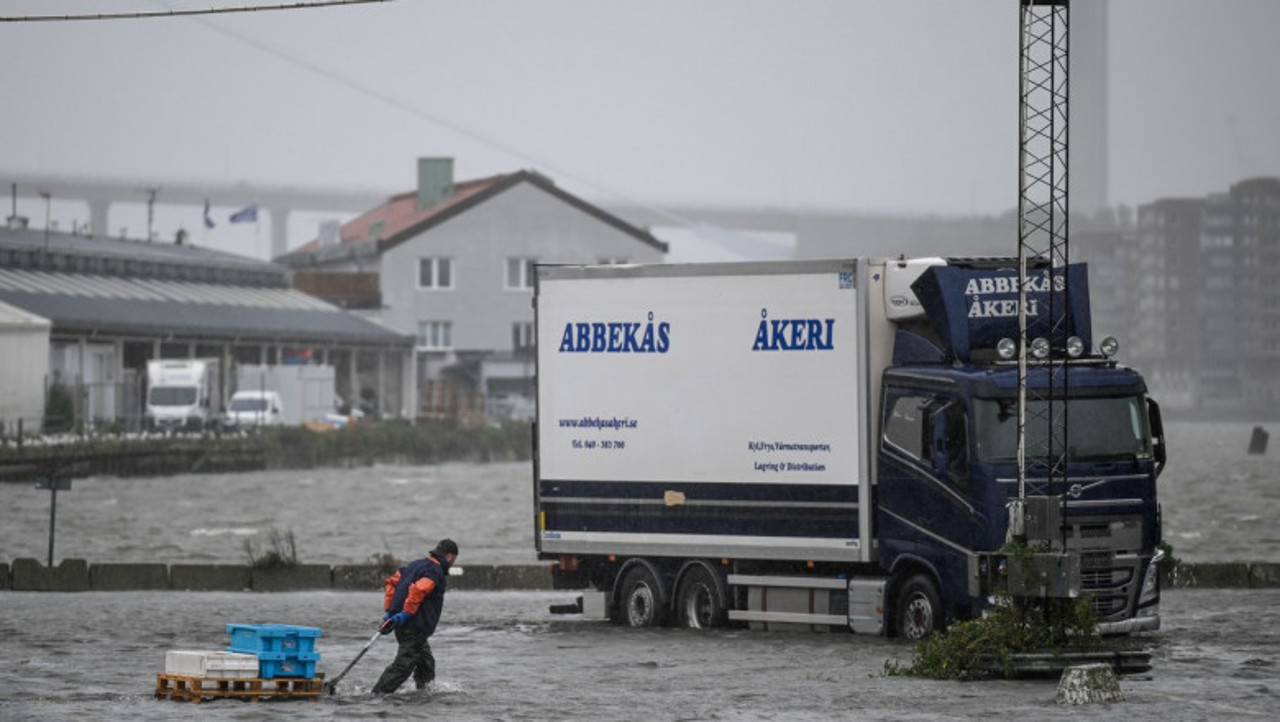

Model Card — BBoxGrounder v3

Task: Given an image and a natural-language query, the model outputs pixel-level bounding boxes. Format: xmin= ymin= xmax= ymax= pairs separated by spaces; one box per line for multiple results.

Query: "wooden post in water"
xmin=1249 ymin=426 xmax=1269 ymax=455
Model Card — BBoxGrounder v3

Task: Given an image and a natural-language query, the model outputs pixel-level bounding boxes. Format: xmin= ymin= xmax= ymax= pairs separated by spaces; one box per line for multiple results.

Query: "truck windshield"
xmin=148 ymin=386 xmax=197 ymax=406
xmin=229 ymin=398 xmax=269 ymax=412
xmin=973 ymin=396 xmax=1152 ymax=463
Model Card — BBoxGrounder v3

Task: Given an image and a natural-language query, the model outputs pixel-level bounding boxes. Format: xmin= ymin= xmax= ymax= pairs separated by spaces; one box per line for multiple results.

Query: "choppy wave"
xmin=189 ymin=527 xmax=258 ymax=537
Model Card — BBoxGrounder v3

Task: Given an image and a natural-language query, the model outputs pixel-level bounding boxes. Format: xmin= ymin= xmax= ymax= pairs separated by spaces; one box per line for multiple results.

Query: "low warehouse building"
xmin=0 ymin=226 xmax=412 ymax=431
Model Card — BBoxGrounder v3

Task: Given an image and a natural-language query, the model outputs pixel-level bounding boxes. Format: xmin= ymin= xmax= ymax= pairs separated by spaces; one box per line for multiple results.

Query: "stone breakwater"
xmin=1 ymin=558 xmax=1278 ymax=592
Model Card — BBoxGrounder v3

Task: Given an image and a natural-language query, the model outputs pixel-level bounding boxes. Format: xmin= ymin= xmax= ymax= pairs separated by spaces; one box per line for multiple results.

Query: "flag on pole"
xmin=203 ymin=199 xmax=215 ymax=229
xmin=230 ymin=205 xmax=259 ymax=224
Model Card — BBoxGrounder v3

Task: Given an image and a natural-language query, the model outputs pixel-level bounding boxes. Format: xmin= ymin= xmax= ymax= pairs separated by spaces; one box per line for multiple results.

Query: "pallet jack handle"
xmin=322 ymin=628 xmax=384 ymax=695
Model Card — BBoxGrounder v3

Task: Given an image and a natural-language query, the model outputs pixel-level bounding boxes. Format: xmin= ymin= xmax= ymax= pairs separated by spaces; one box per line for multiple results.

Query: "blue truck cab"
xmin=873 ymin=258 xmax=1165 ymax=637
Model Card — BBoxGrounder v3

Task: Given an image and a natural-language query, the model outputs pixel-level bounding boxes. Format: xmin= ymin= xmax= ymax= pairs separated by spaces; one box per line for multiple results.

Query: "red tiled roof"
xmin=291 ymin=173 xmax=511 ymax=254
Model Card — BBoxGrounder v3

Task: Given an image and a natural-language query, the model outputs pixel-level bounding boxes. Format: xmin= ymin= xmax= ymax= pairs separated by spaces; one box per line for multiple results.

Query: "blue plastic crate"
xmin=225 ymin=624 xmax=322 ymax=656
xmin=255 ymin=650 xmax=320 ymax=679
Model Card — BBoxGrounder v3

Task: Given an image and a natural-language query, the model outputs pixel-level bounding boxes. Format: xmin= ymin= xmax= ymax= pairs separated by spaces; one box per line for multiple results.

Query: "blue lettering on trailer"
xmin=557 ymin=312 xmax=671 ymax=353
xmin=751 ymin=308 xmax=835 ymax=351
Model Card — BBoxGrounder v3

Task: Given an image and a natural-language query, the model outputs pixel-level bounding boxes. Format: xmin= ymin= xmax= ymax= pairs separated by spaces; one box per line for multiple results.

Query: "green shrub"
xmin=43 ymin=379 xmax=75 ymax=434
xmin=243 ymin=528 xmax=298 ymax=569
xmin=885 ymin=592 xmax=1099 ymax=680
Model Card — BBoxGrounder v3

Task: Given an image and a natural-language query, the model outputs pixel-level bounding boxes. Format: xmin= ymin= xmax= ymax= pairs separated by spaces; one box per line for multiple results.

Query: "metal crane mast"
xmin=1012 ymin=0 xmax=1070 ymax=539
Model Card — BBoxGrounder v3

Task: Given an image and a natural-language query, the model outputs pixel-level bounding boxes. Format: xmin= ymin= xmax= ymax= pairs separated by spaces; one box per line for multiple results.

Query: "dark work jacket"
xmin=384 ymin=554 xmax=449 ymax=636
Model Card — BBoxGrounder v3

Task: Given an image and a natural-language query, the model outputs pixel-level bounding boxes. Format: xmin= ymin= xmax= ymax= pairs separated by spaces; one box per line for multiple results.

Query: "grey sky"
xmin=1 ymin=0 xmax=1277 ymax=259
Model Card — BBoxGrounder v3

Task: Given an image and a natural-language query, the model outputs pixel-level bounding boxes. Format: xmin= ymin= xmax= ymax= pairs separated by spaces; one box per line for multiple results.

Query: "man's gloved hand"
xmin=379 ymin=610 xmax=411 ymax=634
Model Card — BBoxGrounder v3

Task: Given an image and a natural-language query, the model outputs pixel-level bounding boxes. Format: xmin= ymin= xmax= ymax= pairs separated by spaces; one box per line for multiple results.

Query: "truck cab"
xmin=872 ymin=258 xmax=1165 ymax=637
xmin=145 ymin=359 xmax=222 ymax=432
xmin=877 ymin=364 xmax=1164 ymax=636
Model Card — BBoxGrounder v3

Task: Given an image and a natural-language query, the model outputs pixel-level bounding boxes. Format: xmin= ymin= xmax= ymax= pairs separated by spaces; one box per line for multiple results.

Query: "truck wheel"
xmin=675 ymin=564 xmax=727 ymax=629
xmin=619 ymin=566 xmax=668 ymax=628
xmin=896 ymin=574 xmax=943 ymax=641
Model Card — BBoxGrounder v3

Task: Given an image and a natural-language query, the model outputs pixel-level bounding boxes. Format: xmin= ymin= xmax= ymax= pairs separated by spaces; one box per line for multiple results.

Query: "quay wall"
xmin=0 ymin=559 xmax=1277 ymax=592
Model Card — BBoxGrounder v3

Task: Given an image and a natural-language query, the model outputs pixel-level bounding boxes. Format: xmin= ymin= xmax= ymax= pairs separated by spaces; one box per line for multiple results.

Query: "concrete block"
xmin=89 ymin=563 xmax=170 ymax=590
xmin=1249 ymin=563 xmax=1280 ymax=588
xmin=1169 ymin=562 xmax=1251 ymax=589
xmin=251 ymin=564 xmax=332 ymax=591
xmin=1055 ymin=663 xmax=1125 ymax=705
xmin=333 ymin=564 xmax=387 ymax=590
xmin=170 ymin=564 xmax=252 ymax=591
xmin=11 ymin=558 xmax=47 ymax=590
xmin=489 ymin=565 xmax=553 ymax=590
xmin=0 ymin=561 xmax=9 ymax=590
xmin=50 ymin=559 xmax=91 ymax=591
xmin=449 ymin=564 xmax=495 ymax=591
xmin=443 ymin=565 xmax=552 ymax=590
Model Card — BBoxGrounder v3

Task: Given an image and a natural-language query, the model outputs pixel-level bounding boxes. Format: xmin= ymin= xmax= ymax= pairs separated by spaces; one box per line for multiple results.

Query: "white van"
xmin=224 ymin=390 xmax=284 ymax=427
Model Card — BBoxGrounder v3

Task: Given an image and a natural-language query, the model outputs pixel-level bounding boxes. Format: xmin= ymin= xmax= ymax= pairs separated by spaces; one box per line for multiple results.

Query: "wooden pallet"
xmin=155 ymin=673 xmax=323 ymax=703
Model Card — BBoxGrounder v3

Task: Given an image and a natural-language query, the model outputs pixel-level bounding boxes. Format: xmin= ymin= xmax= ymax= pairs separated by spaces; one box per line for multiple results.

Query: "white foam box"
xmin=165 ymin=650 xmax=260 ymax=679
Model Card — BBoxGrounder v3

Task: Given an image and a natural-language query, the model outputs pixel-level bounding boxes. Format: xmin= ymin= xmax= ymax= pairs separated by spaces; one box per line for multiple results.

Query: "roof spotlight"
xmin=1066 ymin=336 xmax=1085 ymax=358
xmin=996 ymin=337 xmax=1017 ymax=360
xmin=1031 ymin=337 xmax=1050 ymax=360
xmin=1099 ymin=336 xmax=1120 ymax=358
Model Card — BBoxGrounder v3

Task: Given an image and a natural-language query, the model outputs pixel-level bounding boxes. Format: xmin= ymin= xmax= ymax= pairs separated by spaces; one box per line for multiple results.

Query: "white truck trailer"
xmin=533 ymin=259 xmax=1166 ymax=638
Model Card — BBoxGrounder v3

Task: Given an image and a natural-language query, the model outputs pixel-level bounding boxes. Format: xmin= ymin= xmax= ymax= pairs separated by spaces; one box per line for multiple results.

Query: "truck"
xmin=145 ymin=358 xmax=224 ymax=432
xmin=230 ymin=364 xmax=337 ymax=427
xmin=533 ymin=258 xmax=1166 ymax=638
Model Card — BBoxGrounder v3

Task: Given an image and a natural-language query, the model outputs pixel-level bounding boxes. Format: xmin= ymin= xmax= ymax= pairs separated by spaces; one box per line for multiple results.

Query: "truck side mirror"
xmin=1147 ymin=397 xmax=1166 ymax=477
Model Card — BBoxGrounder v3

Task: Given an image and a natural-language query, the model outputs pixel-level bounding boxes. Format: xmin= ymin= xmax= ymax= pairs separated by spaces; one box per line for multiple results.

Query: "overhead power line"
xmin=0 ymin=0 xmax=388 ymax=23
xmin=7 ymin=0 xmax=703 ymax=231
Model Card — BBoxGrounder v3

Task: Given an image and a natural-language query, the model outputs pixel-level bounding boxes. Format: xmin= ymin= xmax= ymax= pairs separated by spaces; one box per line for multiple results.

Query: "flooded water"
xmin=0 ymin=588 xmax=1276 ymax=720
xmin=0 ymin=460 xmax=538 ymax=566
xmin=1 ymin=420 xmax=1279 ymax=718
xmin=1 ymin=421 xmax=1276 ymax=566
xmin=1155 ymin=421 xmax=1280 ymax=563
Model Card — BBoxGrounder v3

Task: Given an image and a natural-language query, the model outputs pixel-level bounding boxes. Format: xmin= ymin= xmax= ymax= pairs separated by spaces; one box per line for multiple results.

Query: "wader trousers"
xmin=372 ymin=625 xmax=435 ymax=693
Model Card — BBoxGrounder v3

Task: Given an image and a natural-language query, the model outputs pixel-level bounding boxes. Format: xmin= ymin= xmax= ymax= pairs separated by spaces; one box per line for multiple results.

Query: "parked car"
xmin=224 ymin=390 xmax=284 ymax=427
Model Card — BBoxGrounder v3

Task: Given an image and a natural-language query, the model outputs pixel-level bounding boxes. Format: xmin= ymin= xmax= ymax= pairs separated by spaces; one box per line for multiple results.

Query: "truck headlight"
xmin=1139 ymin=548 xmax=1164 ymax=606
xmin=1066 ymin=336 xmax=1085 ymax=358
xmin=996 ymin=338 xmax=1017 ymax=360
xmin=1031 ymin=337 xmax=1050 ymax=359
xmin=1099 ymin=336 xmax=1119 ymax=358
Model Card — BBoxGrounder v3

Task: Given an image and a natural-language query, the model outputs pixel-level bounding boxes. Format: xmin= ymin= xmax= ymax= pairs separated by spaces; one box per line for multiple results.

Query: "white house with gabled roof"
xmin=277 ymin=158 xmax=668 ymax=420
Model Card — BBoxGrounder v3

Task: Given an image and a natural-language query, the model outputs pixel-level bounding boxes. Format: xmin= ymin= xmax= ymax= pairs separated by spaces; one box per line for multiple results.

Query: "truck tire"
xmin=896 ymin=573 xmax=943 ymax=641
xmin=675 ymin=564 xmax=727 ymax=629
xmin=619 ymin=565 xmax=668 ymax=628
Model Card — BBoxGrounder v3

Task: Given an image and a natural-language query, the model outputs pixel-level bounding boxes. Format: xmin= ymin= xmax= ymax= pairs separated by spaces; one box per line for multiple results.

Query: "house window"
xmin=418 ymin=257 xmax=454 ymax=289
xmin=506 ymin=257 xmax=536 ymax=290
xmin=417 ymin=320 xmax=453 ymax=350
xmin=512 ymin=322 xmax=535 ymax=351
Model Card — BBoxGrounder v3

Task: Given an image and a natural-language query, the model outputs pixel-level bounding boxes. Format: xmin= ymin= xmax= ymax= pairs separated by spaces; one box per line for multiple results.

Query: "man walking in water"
xmin=372 ymin=538 xmax=458 ymax=693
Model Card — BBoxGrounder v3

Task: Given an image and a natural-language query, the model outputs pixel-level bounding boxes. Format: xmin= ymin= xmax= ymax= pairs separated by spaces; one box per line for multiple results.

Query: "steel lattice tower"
xmin=1014 ymin=0 xmax=1070 ymax=534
